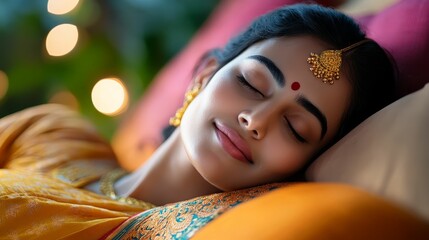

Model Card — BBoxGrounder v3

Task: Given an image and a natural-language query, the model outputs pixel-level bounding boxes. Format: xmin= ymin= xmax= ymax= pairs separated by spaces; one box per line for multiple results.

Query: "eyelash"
xmin=285 ymin=118 xmax=307 ymax=143
xmin=236 ymin=74 xmax=264 ymax=97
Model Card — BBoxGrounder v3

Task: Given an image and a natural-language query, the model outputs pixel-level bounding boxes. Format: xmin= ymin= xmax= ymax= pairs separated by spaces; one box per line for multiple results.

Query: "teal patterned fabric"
xmin=105 ymin=183 xmax=286 ymax=240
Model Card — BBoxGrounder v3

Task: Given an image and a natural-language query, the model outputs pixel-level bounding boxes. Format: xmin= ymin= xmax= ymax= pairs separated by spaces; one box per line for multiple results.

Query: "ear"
xmin=191 ymin=57 xmax=219 ymax=89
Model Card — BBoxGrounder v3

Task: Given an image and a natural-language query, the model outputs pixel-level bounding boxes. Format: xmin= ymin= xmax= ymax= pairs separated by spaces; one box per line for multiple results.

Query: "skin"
xmin=88 ymin=35 xmax=352 ymax=206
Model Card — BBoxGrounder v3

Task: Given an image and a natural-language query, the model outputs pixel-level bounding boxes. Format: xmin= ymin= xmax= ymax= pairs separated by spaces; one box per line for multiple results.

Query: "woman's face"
xmin=180 ymin=36 xmax=352 ymax=191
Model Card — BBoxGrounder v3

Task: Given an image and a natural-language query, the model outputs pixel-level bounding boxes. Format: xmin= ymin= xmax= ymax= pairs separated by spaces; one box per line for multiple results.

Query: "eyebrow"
xmin=296 ymin=95 xmax=327 ymax=140
xmin=248 ymin=55 xmax=285 ymax=87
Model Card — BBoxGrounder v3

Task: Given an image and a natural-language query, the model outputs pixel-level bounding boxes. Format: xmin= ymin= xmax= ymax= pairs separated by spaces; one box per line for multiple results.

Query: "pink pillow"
xmin=359 ymin=0 xmax=429 ymax=97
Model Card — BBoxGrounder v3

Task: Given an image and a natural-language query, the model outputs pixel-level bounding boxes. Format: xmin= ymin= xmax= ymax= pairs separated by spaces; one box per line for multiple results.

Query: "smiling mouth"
xmin=214 ymin=122 xmax=253 ymax=164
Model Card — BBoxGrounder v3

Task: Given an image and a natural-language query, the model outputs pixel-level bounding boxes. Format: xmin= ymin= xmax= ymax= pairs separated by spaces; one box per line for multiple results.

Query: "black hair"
xmin=204 ymin=3 xmax=397 ymax=149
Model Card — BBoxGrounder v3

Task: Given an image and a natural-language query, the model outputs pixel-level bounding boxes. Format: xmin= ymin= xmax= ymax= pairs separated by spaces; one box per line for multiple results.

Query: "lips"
xmin=214 ymin=121 xmax=253 ymax=164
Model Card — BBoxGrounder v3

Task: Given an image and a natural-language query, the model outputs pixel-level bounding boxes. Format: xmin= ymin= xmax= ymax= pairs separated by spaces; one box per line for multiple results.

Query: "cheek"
xmin=179 ymin=78 xmax=238 ymax=156
xmin=181 ymin=76 xmax=233 ymax=126
xmin=209 ymin=77 xmax=236 ymax=98
xmin=260 ymin=139 xmax=312 ymax=177
xmin=201 ymin=78 xmax=242 ymax=113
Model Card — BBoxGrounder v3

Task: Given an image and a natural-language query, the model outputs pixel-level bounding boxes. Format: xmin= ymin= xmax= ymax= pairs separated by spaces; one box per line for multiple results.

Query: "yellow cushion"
xmin=192 ymin=183 xmax=429 ymax=240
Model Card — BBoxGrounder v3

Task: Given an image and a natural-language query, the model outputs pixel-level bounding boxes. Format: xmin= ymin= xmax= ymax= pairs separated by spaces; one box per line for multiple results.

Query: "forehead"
xmin=232 ymin=36 xmax=353 ymax=140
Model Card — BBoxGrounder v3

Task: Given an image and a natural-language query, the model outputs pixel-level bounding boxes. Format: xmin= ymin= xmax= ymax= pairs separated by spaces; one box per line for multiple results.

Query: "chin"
xmin=202 ymin=175 xmax=238 ymax=192
xmin=207 ymin=179 xmax=256 ymax=192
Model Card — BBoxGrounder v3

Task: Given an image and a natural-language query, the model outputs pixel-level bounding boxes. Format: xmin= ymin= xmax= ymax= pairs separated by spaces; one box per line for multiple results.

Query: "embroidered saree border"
xmin=103 ymin=183 xmax=285 ymax=240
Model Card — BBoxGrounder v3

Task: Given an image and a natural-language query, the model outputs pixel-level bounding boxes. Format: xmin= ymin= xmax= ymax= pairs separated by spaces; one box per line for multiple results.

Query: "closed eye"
xmin=285 ymin=118 xmax=307 ymax=143
xmin=236 ymin=74 xmax=264 ymax=97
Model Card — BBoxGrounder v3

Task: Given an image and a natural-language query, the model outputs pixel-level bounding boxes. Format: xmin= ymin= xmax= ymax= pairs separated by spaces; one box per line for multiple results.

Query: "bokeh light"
xmin=0 ymin=71 xmax=9 ymax=100
xmin=91 ymin=78 xmax=129 ymax=116
xmin=47 ymin=0 xmax=80 ymax=15
xmin=49 ymin=90 xmax=79 ymax=110
xmin=46 ymin=24 xmax=79 ymax=57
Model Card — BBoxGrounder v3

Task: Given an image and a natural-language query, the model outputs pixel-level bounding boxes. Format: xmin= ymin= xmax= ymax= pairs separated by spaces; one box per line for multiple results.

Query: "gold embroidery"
xmin=99 ymin=168 xmax=156 ymax=210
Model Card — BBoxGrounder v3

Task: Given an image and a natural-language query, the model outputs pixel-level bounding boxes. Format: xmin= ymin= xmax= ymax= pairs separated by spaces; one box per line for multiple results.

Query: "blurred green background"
xmin=0 ymin=0 xmax=218 ymax=139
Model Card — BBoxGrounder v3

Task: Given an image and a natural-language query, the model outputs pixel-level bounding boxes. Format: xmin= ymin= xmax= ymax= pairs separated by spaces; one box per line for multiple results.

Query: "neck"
xmin=115 ymin=129 xmax=221 ymax=206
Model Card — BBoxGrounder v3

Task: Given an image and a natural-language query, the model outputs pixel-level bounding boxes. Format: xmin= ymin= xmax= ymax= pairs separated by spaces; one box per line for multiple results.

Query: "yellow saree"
xmin=0 ymin=104 xmax=147 ymax=239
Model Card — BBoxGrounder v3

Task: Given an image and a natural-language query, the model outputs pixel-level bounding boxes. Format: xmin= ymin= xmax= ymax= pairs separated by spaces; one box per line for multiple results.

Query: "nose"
xmin=238 ymin=111 xmax=266 ymax=140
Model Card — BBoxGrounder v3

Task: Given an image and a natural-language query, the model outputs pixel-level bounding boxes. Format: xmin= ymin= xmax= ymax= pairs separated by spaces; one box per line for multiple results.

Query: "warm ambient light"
xmin=91 ymin=78 xmax=129 ymax=116
xmin=46 ymin=24 xmax=79 ymax=57
xmin=0 ymin=70 xmax=9 ymax=100
xmin=49 ymin=90 xmax=79 ymax=110
xmin=47 ymin=0 xmax=80 ymax=15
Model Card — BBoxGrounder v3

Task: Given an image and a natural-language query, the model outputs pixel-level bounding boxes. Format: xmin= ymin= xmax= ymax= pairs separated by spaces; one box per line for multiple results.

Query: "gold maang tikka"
xmin=169 ymin=84 xmax=201 ymax=127
xmin=307 ymin=39 xmax=371 ymax=84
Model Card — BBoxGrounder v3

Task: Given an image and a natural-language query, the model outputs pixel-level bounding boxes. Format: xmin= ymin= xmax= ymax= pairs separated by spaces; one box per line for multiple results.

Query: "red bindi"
xmin=291 ymin=82 xmax=300 ymax=91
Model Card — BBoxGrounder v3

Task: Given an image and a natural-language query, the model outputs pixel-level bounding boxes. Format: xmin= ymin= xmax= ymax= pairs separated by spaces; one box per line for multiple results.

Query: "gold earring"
xmin=307 ymin=39 xmax=371 ymax=84
xmin=169 ymin=84 xmax=201 ymax=127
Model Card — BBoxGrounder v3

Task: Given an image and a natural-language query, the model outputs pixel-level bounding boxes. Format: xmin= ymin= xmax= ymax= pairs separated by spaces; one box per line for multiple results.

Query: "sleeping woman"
xmin=0 ymin=3 xmax=396 ymax=239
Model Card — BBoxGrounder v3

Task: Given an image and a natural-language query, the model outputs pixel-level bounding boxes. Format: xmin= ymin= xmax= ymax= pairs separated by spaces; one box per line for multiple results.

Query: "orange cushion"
xmin=192 ymin=183 xmax=429 ymax=240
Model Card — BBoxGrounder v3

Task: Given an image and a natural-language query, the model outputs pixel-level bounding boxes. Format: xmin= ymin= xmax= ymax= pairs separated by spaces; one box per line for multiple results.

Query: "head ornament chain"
xmin=307 ymin=39 xmax=371 ymax=84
